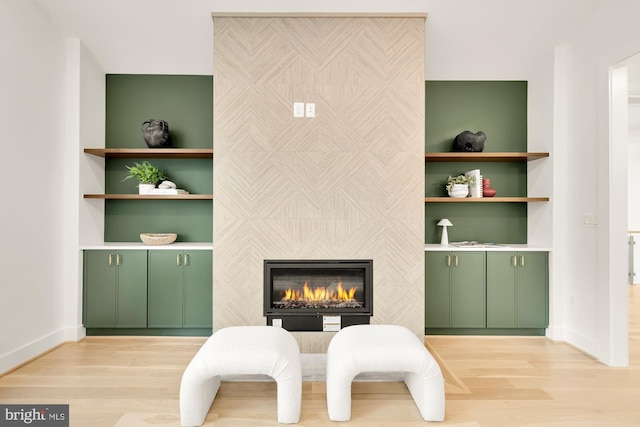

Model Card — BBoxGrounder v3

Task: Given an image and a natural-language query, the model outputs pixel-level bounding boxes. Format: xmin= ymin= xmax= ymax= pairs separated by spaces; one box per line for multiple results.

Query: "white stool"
xmin=180 ymin=326 xmax=302 ymax=426
xmin=326 ymin=324 xmax=445 ymax=422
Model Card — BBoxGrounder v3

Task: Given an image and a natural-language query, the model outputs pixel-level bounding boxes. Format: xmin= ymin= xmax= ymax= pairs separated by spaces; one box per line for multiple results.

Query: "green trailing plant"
xmin=123 ymin=161 xmax=167 ymax=185
xmin=446 ymin=174 xmax=476 ymax=192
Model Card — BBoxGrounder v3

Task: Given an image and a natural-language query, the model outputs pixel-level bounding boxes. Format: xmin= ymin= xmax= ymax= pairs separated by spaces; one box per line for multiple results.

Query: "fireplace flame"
xmin=282 ymin=282 xmax=357 ymax=302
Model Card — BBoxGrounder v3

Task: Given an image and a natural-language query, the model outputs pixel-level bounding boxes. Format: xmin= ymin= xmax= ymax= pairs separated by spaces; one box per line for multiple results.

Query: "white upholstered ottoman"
xmin=179 ymin=326 xmax=302 ymax=426
xmin=326 ymin=324 xmax=445 ymax=422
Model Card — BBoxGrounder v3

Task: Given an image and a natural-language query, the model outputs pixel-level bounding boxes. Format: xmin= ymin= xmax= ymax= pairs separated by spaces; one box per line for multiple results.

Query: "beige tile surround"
xmin=212 ymin=16 xmax=425 ymax=352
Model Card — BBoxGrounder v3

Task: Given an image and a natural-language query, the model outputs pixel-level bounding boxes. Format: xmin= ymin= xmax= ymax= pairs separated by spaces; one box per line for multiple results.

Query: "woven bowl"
xmin=140 ymin=233 xmax=177 ymax=245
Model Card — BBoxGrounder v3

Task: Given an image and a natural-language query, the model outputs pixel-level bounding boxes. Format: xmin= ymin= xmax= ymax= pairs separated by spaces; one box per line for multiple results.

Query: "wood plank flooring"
xmin=1 ymin=285 xmax=639 ymax=426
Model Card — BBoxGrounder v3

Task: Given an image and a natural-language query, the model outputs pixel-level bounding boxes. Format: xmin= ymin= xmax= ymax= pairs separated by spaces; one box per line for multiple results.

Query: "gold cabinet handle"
xmin=454 ymin=255 xmax=459 ymax=267
xmin=512 ymin=255 xmax=517 ymax=268
xmin=176 ymin=254 xmax=182 ymax=266
xmin=108 ymin=253 xmax=113 ymax=266
xmin=116 ymin=253 xmax=121 ymax=266
xmin=520 ymin=255 xmax=525 ymax=268
xmin=185 ymin=253 xmax=190 ymax=266
xmin=446 ymin=255 xmax=451 ymax=267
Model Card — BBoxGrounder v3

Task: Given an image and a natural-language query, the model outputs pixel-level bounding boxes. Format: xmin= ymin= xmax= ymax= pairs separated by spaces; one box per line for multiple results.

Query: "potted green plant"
xmin=123 ymin=161 xmax=167 ymax=194
xmin=446 ymin=174 xmax=476 ymax=198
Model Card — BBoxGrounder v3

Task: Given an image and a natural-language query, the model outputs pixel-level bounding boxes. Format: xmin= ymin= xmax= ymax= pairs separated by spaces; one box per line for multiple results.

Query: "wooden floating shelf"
xmin=425 ymin=197 xmax=549 ymax=203
xmin=84 ymin=194 xmax=213 ymax=200
xmin=84 ymin=148 xmax=213 ymax=159
xmin=425 ymin=152 xmax=549 ymax=162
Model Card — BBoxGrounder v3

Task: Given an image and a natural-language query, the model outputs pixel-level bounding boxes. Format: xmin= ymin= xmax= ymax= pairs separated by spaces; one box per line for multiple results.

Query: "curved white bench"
xmin=326 ymin=324 xmax=445 ymax=422
xmin=180 ymin=326 xmax=302 ymax=426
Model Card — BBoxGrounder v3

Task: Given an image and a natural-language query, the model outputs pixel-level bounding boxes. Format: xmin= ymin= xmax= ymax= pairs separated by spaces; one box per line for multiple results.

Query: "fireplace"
xmin=264 ymin=259 xmax=373 ymax=332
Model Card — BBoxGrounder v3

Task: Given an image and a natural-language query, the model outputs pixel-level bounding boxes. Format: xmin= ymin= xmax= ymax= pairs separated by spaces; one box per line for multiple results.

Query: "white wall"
xmin=64 ymin=39 xmax=106 ymax=343
xmin=549 ymin=0 xmax=640 ymax=366
xmin=0 ymin=0 xmax=69 ymax=373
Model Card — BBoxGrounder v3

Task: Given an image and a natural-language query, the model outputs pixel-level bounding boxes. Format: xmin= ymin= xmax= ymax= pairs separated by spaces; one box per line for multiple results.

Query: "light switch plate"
xmin=305 ymin=103 xmax=315 ymax=117
xmin=293 ymin=102 xmax=304 ymax=118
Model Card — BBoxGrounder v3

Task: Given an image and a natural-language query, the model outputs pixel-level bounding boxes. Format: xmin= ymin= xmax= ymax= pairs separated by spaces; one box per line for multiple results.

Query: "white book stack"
xmin=150 ymin=188 xmax=189 ymax=195
xmin=465 ymin=169 xmax=482 ymax=198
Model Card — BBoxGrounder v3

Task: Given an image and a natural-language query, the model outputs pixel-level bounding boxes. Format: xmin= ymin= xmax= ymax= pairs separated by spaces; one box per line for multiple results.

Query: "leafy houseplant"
xmin=123 ymin=161 xmax=167 ymax=184
xmin=123 ymin=161 xmax=167 ymax=194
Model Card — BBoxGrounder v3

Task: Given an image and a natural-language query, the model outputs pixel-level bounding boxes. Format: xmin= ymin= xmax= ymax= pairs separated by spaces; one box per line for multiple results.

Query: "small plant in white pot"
xmin=123 ymin=161 xmax=167 ymax=194
xmin=446 ymin=174 xmax=476 ymax=198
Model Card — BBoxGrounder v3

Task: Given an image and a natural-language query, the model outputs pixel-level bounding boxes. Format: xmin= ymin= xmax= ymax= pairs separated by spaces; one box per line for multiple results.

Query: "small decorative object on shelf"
xmin=437 ymin=219 xmax=453 ymax=245
xmin=123 ymin=161 xmax=167 ymax=194
xmin=150 ymin=180 xmax=190 ymax=195
xmin=140 ymin=233 xmax=177 ymax=245
xmin=446 ymin=174 xmax=476 ymax=198
xmin=142 ymin=119 xmax=172 ymax=148
xmin=452 ymin=130 xmax=486 ymax=152
xmin=482 ymin=177 xmax=497 ymax=197
xmin=465 ymin=169 xmax=482 ymax=197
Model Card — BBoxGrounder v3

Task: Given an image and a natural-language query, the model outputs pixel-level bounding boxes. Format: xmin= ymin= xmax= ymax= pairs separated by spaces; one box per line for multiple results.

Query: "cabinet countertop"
xmin=81 ymin=242 xmax=212 ymax=250
xmin=425 ymin=244 xmax=551 ymax=252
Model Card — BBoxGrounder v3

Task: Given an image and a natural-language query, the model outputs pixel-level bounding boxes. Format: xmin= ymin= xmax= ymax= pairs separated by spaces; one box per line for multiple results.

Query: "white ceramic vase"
xmin=138 ymin=183 xmax=155 ymax=194
xmin=448 ymin=183 xmax=469 ymax=198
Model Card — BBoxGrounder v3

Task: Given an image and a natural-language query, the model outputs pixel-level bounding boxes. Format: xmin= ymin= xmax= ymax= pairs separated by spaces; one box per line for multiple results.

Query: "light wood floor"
xmin=1 ymin=286 xmax=639 ymax=426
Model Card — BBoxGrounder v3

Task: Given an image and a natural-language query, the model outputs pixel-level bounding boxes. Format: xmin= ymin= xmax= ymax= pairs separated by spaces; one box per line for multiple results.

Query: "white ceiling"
xmin=34 ymin=0 xmax=602 ymax=76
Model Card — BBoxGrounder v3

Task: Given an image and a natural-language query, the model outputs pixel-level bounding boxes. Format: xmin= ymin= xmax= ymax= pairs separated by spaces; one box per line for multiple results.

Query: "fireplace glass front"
xmin=264 ymin=259 xmax=373 ymax=331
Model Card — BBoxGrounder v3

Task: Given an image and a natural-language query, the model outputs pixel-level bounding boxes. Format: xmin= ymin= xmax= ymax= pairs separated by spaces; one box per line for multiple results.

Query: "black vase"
xmin=142 ymin=119 xmax=173 ymax=148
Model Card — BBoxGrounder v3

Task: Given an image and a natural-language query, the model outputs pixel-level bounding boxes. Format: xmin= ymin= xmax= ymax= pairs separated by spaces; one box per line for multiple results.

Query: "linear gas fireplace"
xmin=264 ymin=259 xmax=373 ymax=332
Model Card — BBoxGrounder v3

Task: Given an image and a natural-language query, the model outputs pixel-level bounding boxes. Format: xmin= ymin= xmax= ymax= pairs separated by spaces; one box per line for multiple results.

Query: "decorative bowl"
xmin=140 ymin=233 xmax=177 ymax=245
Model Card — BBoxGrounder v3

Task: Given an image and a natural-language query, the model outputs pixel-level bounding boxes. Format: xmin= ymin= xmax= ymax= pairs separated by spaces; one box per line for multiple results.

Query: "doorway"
xmin=605 ymin=52 xmax=640 ymax=367
xmin=628 ymin=61 xmax=640 ymax=282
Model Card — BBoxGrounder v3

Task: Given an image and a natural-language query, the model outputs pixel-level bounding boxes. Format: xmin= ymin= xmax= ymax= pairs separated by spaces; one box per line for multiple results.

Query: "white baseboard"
xmin=544 ymin=325 xmax=564 ymax=341
xmin=548 ymin=326 xmax=599 ymax=361
xmin=63 ymin=325 xmax=86 ymax=342
xmin=0 ymin=326 xmax=85 ymax=375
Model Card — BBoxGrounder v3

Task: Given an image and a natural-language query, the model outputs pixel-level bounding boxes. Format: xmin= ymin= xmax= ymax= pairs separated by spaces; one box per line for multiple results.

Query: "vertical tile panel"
xmin=213 ymin=17 xmax=425 ymax=350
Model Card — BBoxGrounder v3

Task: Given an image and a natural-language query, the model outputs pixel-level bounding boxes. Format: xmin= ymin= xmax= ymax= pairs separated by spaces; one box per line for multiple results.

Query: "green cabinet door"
xmin=425 ymin=251 xmax=486 ymax=328
xmin=450 ymin=252 xmax=486 ymax=327
xmin=516 ymin=252 xmax=548 ymax=328
xmin=425 ymin=252 xmax=451 ymax=327
xmin=183 ymin=250 xmax=213 ymax=328
xmin=148 ymin=250 xmax=212 ymax=328
xmin=115 ymin=251 xmax=148 ymax=327
xmin=486 ymin=253 xmax=517 ymax=327
xmin=84 ymin=251 xmax=117 ymax=328
xmin=486 ymin=252 xmax=548 ymax=328
xmin=83 ymin=250 xmax=147 ymax=328
xmin=148 ymin=250 xmax=184 ymax=328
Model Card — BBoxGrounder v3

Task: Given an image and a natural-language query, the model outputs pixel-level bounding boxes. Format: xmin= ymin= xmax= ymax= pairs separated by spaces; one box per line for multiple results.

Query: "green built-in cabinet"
xmin=424 ymin=81 xmax=549 ymax=336
xmin=425 ymin=250 xmax=548 ymax=336
xmin=425 ymin=251 xmax=486 ymax=328
xmin=83 ymin=249 xmax=212 ymax=336
xmin=486 ymin=251 xmax=548 ymax=329
xmin=81 ymin=75 xmax=213 ymax=337
xmin=148 ymin=250 xmax=213 ymax=329
xmin=83 ymin=250 xmax=148 ymax=328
